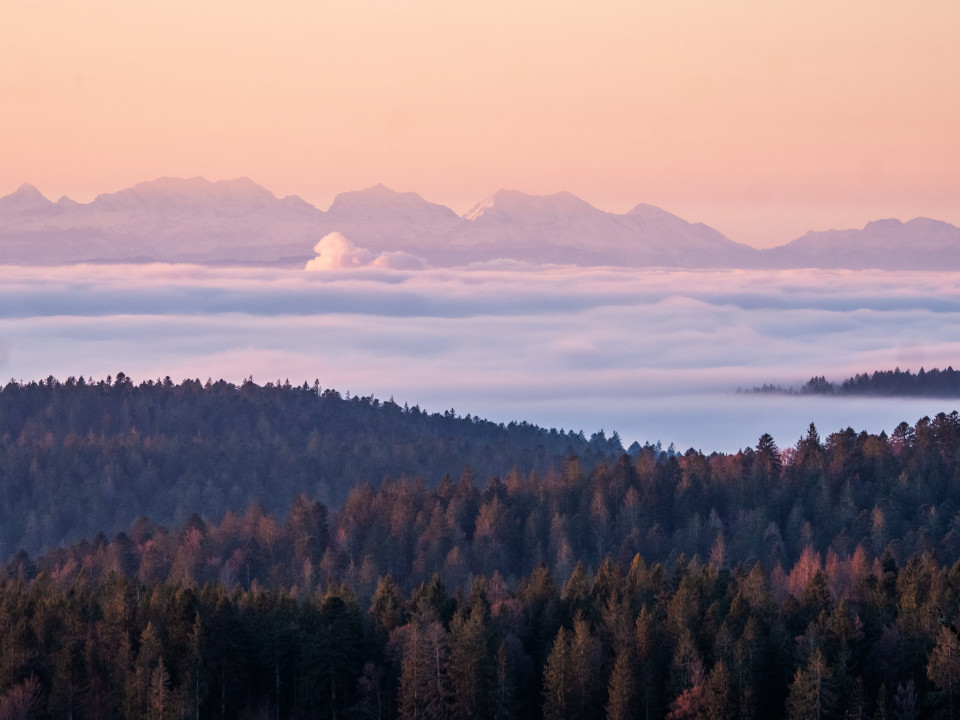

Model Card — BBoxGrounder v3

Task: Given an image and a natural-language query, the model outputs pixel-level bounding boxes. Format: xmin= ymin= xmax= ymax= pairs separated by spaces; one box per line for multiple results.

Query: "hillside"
xmin=4 ymin=403 xmax=960 ymax=718
xmin=0 ymin=375 xmax=620 ymax=557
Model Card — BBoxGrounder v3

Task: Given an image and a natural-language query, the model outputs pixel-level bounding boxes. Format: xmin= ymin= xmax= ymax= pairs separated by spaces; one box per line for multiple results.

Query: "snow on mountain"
xmin=1 ymin=178 xmax=956 ymax=269
xmin=0 ymin=177 xmax=324 ymax=264
xmin=450 ymin=189 xmax=757 ymax=267
xmin=463 ymin=189 xmax=601 ymax=224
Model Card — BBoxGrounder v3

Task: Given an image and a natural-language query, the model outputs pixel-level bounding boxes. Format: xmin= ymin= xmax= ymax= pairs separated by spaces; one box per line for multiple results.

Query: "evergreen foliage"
xmin=0 ymin=375 xmax=616 ymax=557
xmin=3 ymin=375 xmax=960 ymax=716
xmin=745 ymin=366 xmax=960 ymax=397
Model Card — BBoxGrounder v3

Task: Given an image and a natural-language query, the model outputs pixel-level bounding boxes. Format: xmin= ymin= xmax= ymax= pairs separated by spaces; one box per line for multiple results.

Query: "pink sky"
xmin=3 ymin=0 xmax=959 ymax=248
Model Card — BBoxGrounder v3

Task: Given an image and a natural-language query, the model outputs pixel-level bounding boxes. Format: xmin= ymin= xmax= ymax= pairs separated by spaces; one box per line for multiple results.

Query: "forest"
xmin=0 ymin=375 xmax=623 ymax=558
xmin=744 ymin=366 xmax=960 ymax=397
xmin=3 ymin=376 xmax=960 ymax=717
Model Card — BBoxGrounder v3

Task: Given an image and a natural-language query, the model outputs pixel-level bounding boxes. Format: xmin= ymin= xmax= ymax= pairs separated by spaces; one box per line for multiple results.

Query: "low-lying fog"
xmin=2 ymin=262 xmax=958 ymax=453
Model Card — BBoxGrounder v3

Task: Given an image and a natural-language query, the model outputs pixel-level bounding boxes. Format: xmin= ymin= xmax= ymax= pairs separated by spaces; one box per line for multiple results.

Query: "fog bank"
xmin=2 ymin=263 xmax=958 ymax=452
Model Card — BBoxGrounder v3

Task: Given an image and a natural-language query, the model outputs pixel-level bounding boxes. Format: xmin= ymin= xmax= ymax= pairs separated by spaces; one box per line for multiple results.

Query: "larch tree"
xmin=786 ymin=648 xmax=834 ymax=720
xmin=605 ymin=648 xmax=636 ymax=720
xmin=542 ymin=627 xmax=571 ymax=720
xmin=928 ymin=625 xmax=960 ymax=720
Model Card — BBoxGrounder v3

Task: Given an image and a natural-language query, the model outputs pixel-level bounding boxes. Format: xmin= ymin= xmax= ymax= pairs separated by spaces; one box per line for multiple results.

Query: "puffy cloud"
xmin=305 ymin=232 xmax=425 ymax=271
xmin=304 ymin=232 xmax=375 ymax=270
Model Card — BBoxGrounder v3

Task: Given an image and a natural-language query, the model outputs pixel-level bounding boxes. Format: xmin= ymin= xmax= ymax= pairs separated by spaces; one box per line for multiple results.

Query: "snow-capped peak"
xmin=462 ymin=189 xmax=601 ymax=224
xmin=463 ymin=195 xmax=496 ymax=222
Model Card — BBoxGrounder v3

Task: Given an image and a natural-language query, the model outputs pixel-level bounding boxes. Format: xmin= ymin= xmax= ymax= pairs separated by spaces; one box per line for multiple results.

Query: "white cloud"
xmin=304 ymin=232 xmax=425 ymax=271
xmin=304 ymin=232 xmax=375 ymax=270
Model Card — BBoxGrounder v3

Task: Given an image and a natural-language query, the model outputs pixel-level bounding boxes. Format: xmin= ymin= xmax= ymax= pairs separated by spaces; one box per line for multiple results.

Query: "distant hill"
xmin=742 ymin=366 xmax=960 ymax=397
xmin=1 ymin=178 xmax=958 ymax=269
xmin=812 ymin=366 xmax=960 ymax=397
xmin=758 ymin=217 xmax=960 ymax=270
xmin=0 ymin=375 xmax=621 ymax=557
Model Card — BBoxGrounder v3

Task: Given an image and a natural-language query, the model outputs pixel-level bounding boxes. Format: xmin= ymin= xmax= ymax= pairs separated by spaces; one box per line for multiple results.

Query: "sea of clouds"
xmin=2 ymin=261 xmax=959 ymax=453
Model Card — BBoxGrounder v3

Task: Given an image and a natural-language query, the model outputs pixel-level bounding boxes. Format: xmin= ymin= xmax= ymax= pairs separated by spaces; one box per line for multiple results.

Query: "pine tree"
xmin=542 ymin=627 xmax=571 ymax=720
xmin=605 ymin=649 xmax=636 ymax=720
xmin=635 ymin=605 xmax=664 ymax=720
xmin=492 ymin=642 xmax=516 ymax=720
xmin=370 ymin=574 xmax=405 ymax=636
xmin=127 ymin=621 xmax=163 ymax=720
xmin=703 ymin=659 xmax=734 ymax=720
xmin=569 ymin=613 xmax=600 ymax=720
xmin=447 ymin=607 xmax=489 ymax=720
xmin=786 ymin=648 xmax=834 ymax=720
xmin=667 ymin=628 xmax=706 ymax=720
xmin=148 ymin=657 xmax=172 ymax=720
xmin=398 ymin=613 xmax=450 ymax=720
xmin=928 ymin=625 xmax=960 ymax=720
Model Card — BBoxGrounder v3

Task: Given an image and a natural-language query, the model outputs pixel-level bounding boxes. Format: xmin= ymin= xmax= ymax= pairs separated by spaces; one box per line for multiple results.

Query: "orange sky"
xmin=3 ymin=0 xmax=959 ymax=247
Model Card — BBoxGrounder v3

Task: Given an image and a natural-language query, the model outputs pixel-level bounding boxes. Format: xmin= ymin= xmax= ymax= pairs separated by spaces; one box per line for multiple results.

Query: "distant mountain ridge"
xmin=1 ymin=177 xmax=957 ymax=269
xmin=762 ymin=217 xmax=960 ymax=270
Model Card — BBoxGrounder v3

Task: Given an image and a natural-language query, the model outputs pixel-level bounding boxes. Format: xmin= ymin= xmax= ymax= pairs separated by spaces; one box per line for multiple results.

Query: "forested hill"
xmin=743 ymin=366 xmax=960 ymax=397
xmin=0 ymin=375 xmax=622 ymax=557
xmin=7 ymin=414 xmax=960 ymax=717
xmin=807 ymin=367 xmax=960 ymax=397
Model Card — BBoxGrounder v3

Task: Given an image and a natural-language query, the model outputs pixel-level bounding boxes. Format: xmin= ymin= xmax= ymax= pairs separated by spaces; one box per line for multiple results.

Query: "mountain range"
xmin=1 ymin=177 xmax=958 ymax=270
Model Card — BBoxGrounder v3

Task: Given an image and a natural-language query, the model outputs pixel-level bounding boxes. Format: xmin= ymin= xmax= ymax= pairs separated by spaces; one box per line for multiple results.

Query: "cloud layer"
xmin=1 ymin=263 xmax=958 ymax=451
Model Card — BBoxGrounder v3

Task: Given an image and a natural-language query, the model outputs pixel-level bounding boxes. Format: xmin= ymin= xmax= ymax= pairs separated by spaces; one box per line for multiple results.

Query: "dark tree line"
xmin=745 ymin=366 xmax=960 ymax=397
xmin=0 ymin=375 xmax=622 ymax=557
xmin=834 ymin=367 xmax=960 ymax=397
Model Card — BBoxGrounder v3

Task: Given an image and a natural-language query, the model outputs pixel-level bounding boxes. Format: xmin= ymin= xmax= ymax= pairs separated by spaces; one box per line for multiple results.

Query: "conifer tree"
xmin=787 ymin=648 xmax=834 ymax=720
xmin=148 ymin=657 xmax=172 ymax=720
xmin=542 ymin=627 xmax=571 ymax=720
xmin=398 ymin=613 xmax=450 ymax=720
xmin=928 ymin=625 xmax=960 ymax=720
xmin=492 ymin=641 xmax=516 ymax=720
xmin=605 ymin=649 xmax=636 ymax=720
xmin=447 ymin=606 xmax=489 ymax=720
xmin=703 ymin=659 xmax=734 ymax=720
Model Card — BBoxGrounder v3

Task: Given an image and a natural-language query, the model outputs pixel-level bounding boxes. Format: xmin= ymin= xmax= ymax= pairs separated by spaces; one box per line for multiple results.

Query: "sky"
xmin=2 ymin=262 xmax=959 ymax=452
xmin=3 ymin=1 xmax=959 ymax=247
